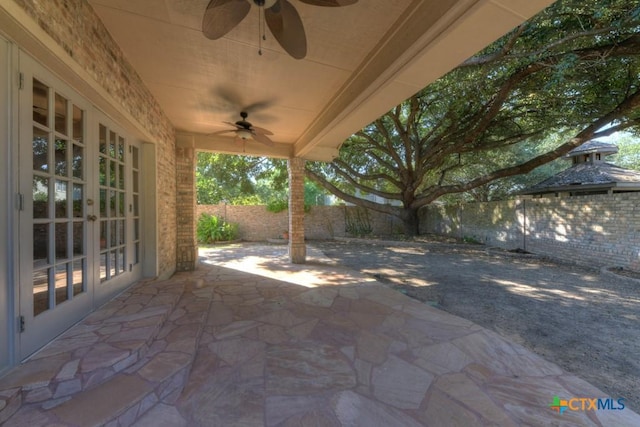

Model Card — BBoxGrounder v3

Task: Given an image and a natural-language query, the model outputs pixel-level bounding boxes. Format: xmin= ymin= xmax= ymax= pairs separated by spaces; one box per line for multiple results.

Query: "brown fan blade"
xmin=251 ymin=132 xmax=275 ymax=147
xmin=298 ymin=0 xmax=357 ymax=6
xmin=202 ymin=0 xmax=251 ymax=40
xmin=250 ymin=125 xmax=274 ymax=136
xmin=209 ymin=129 xmax=236 ymax=136
xmin=265 ymin=0 xmax=307 ymax=59
xmin=223 ymin=121 xmax=243 ymax=129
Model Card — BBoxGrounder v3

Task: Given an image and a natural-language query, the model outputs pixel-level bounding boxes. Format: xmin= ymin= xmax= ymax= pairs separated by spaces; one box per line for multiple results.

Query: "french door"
xmin=18 ymin=53 xmax=141 ymax=358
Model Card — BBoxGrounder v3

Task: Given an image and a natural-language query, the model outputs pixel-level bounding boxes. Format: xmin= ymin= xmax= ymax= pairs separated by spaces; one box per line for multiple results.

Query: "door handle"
xmin=87 ymin=214 xmax=98 ymax=222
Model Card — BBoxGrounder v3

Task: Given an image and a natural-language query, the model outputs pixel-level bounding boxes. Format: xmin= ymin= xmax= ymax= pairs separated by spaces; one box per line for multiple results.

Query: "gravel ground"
xmin=316 ymin=239 xmax=640 ymax=412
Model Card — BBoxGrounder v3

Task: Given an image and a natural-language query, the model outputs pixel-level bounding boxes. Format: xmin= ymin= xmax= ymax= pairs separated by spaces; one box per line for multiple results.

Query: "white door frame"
xmin=0 ymin=33 xmax=15 ymax=375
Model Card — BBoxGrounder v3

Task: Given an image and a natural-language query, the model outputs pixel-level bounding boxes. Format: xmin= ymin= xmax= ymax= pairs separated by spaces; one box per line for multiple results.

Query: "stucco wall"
xmin=196 ymin=205 xmax=402 ymax=241
xmin=420 ymin=194 xmax=640 ymax=271
xmin=14 ymin=0 xmax=177 ymax=276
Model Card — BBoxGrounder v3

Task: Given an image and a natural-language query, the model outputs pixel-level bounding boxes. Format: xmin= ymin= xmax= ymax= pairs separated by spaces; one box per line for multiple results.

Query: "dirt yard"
xmin=316 ymin=239 xmax=640 ymax=412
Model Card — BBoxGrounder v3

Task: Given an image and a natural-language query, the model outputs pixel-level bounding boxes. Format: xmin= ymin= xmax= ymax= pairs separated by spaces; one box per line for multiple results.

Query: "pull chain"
xmin=258 ymin=7 xmax=264 ymax=55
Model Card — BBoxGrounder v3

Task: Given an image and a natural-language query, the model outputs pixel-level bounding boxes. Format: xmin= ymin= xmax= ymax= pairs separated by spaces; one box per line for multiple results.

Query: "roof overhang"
xmin=3 ymin=0 xmax=556 ymax=161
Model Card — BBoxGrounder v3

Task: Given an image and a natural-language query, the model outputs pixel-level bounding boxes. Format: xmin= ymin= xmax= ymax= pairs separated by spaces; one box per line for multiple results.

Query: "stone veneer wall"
xmin=420 ymin=193 xmax=640 ymax=271
xmin=196 ymin=205 xmax=403 ymax=241
xmin=14 ymin=0 xmax=177 ymax=276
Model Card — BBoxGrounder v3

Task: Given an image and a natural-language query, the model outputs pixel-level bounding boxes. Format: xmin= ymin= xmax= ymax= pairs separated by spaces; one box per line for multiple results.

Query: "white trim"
xmin=0 ymin=33 xmax=13 ymax=375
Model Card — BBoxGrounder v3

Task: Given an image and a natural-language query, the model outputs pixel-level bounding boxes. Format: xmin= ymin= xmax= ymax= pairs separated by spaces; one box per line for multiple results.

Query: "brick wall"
xmin=196 ymin=205 xmax=402 ymax=241
xmin=420 ymin=194 xmax=640 ymax=271
xmin=14 ymin=0 xmax=177 ymax=276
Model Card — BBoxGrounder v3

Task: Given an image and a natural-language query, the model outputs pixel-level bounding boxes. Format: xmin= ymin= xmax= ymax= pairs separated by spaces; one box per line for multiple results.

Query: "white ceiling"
xmin=87 ymin=0 xmax=555 ymax=160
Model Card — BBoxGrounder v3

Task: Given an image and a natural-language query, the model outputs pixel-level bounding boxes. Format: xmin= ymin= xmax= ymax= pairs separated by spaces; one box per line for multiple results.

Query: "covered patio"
xmin=4 ymin=0 xmax=636 ymax=425
xmin=2 ymin=244 xmax=638 ymax=425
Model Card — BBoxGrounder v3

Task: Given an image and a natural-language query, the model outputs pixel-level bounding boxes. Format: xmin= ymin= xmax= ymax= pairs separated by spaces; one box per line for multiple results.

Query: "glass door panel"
xmin=30 ymin=79 xmax=88 ymax=318
xmin=19 ymin=55 xmax=92 ymax=358
xmin=98 ymin=124 xmax=128 ymax=283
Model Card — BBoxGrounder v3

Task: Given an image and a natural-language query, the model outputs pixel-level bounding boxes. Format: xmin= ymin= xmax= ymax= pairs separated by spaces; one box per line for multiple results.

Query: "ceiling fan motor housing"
xmin=253 ymin=0 xmax=278 ymax=8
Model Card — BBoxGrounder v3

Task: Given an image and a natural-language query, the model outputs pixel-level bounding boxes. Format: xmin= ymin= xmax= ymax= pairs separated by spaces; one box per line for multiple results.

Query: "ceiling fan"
xmin=202 ymin=0 xmax=358 ymax=59
xmin=211 ymin=111 xmax=275 ymax=146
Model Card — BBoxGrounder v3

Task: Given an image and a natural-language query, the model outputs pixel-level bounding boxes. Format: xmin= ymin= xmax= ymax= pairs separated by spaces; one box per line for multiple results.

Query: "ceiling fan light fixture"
xmin=237 ymin=129 xmax=253 ymax=140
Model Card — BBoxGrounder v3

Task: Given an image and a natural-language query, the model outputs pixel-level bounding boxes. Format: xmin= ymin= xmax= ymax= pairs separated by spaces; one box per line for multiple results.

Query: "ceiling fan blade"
xmin=298 ymin=0 xmax=358 ymax=6
xmin=250 ymin=126 xmax=274 ymax=136
xmin=252 ymin=132 xmax=275 ymax=147
xmin=223 ymin=121 xmax=243 ymax=129
xmin=265 ymin=0 xmax=307 ymax=59
xmin=209 ymin=129 xmax=236 ymax=136
xmin=202 ymin=0 xmax=251 ymax=40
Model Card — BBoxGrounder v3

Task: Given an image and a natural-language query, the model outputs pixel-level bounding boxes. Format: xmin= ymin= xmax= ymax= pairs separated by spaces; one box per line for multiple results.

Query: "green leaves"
xmin=306 ymin=0 xmax=640 ymax=235
xmin=196 ymin=214 xmax=239 ymax=243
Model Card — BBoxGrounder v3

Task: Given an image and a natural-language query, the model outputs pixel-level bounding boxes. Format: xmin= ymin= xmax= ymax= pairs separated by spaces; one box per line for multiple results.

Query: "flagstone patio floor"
xmin=1 ymin=243 xmax=638 ymax=426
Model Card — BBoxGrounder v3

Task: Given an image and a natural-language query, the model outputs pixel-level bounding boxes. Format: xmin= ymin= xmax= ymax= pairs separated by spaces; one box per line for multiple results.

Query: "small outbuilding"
xmin=521 ymin=140 xmax=640 ymax=197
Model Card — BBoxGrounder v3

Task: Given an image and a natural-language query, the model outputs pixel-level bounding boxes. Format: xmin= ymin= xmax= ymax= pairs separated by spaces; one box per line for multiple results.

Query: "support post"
xmin=288 ymin=157 xmax=306 ymax=263
xmin=175 ymin=136 xmax=197 ymax=271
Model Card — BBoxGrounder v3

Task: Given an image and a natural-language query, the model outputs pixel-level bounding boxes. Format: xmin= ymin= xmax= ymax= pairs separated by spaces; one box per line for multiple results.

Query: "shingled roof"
xmin=523 ymin=162 xmax=640 ymax=194
xmin=565 ymin=140 xmax=618 ymax=157
xmin=521 ymin=139 xmax=640 ymax=195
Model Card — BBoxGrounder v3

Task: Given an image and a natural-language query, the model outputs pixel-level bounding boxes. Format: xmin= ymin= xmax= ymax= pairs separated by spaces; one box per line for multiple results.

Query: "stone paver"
xmin=1 ymin=243 xmax=639 ymax=426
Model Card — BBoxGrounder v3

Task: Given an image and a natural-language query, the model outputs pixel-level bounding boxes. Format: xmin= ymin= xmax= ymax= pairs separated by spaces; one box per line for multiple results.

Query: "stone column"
xmin=288 ymin=157 xmax=306 ymax=263
xmin=175 ymin=136 xmax=197 ymax=271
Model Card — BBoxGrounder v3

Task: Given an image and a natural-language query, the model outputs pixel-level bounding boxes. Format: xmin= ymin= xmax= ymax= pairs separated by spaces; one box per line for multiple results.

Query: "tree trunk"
xmin=401 ymin=208 xmax=420 ymax=236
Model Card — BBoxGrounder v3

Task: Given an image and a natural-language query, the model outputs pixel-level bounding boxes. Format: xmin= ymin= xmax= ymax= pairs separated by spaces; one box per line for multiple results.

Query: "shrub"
xmin=266 ymin=198 xmax=289 ymax=213
xmin=196 ymin=213 xmax=239 ymax=243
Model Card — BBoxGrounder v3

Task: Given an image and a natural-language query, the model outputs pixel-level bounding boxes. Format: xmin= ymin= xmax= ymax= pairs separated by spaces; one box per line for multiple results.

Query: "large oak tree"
xmin=306 ymin=0 xmax=640 ymax=235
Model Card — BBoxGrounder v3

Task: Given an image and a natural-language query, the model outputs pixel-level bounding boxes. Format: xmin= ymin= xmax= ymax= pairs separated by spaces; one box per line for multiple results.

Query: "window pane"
xmin=119 ymin=219 xmax=125 ymax=245
xmin=133 ymin=194 xmax=139 ymax=216
xmin=55 ymin=180 xmax=68 ymax=218
xmin=134 ymin=219 xmax=140 ymax=240
xmin=55 ymin=222 xmax=68 ymax=261
xmin=109 ymin=250 xmax=116 ymax=278
xmin=72 ymin=184 xmax=83 ymax=218
xmin=33 ymin=268 xmax=50 ymax=316
xmin=118 ymin=136 xmax=125 ymax=161
xmin=109 ymin=160 xmax=116 ymax=188
xmin=100 ymin=220 xmax=107 ymax=250
xmin=33 ymin=224 xmax=49 ymax=266
xmin=135 ymin=242 xmax=140 ymax=265
xmin=110 ymin=219 xmax=117 ymax=247
xmin=72 ymin=143 xmax=83 ymax=179
xmin=99 ymin=189 xmax=107 ymax=217
xmin=72 ymin=221 xmax=83 ymax=256
xmin=33 ymin=79 xmax=49 ymax=127
xmin=33 ymin=176 xmax=49 ymax=218
xmin=72 ymin=259 xmax=84 ymax=296
xmin=118 ymin=248 xmax=125 ymax=274
xmin=110 ymin=190 xmax=116 ymax=216
xmin=109 ymin=131 xmax=116 ymax=158
xmin=100 ymin=253 xmax=107 ymax=282
xmin=33 ymin=127 xmax=48 ymax=172
xmin=55 ymin=93 xmax=68 ymax=135
xmin=72 ymin=105 xmax=83 ymax=143
xmin=118 ymin=164 xmax=124 ymax=190
xmin=133 ymin=170 xmax=139 ymax=193
xmin=54 ymin=263 xmax=68 ymax=306
xmin=99 ymin=124 xmax=107 ymax=154
xmin=132 ymin=146 xmax=139 ymax=169
xmin=99 ymin=156 xmax=106 ymax=186
xmin=119 ymin=192 xmax=125 ymax=217
xmin=54 ymin=139 xmax=67 ymax=177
